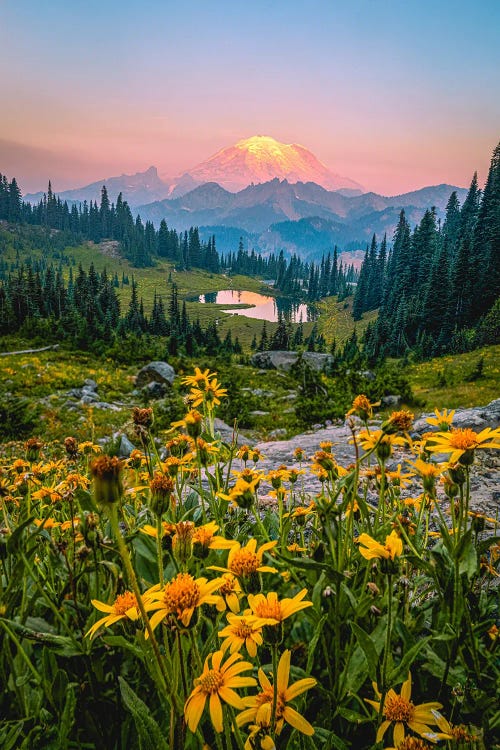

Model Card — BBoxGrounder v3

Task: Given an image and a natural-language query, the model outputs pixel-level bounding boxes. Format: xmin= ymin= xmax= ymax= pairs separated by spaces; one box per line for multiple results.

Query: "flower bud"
xmin=149 ymin=472 xmax=174 ymax=516
xmin=172 ymin=521 xmax=194 ymax=565
xmin=90 ymin=455 xmax=123 ymax=508
xmin=24 ymin=437 xmax=43 ymax=462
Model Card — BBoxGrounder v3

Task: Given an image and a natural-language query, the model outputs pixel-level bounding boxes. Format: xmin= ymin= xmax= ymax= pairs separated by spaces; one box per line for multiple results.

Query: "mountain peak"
xmin=181 ymin=135 xmax=364 ymax=193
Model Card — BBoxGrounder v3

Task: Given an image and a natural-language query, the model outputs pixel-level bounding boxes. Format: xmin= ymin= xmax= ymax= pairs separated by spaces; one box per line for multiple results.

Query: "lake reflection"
xmin=197 ymin=290 xmax=315 ymax=322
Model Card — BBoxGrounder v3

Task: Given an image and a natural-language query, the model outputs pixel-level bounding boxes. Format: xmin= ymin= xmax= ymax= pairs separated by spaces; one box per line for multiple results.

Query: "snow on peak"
xmin=182 ymin=135 xmax=363 ymax=193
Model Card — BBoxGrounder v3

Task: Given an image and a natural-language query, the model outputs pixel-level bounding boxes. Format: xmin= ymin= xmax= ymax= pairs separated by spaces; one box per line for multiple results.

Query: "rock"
xmin=83 ymin=378 xmax=98 ymax=390
xmin=80 ymin=393 xmax=99 ymax=404
xmin=413 ymin=399 xmax=500 ymax=435
xmin=360 ymin=370 xmax=376 ymax=381
xmin=250 ymin=350 xmax=333 ymax=372
xmin=115 ymin=433 xmax=136 ymax=457
xmin=279 ymin=392 xmax=297 ymax=401
xmin=249 ymin=411 xmax=269 ymax=417
xmin=268 ymin=428 xmax=287 ymax=439
xmin=241 ymin=388 xmax=274 ymax=398
xmin=67 ymin=388 xmax=83 ymax=398
xmin=92 ymin=401 xmax=121 ymax=411
xmin=381 ymin=395 xmax=401 ymax=407
xmin=145 ymin=381 xmax=167 ymax=399
xmin=136 ymin=361 xmax=175 ymax=388
xmin=251 ymin=351 xmax=299 ymax=371
xmin=301 ymin=352 xmax=334 ymax=372
xmin=213 ymin=418 xmax=255 ymax=446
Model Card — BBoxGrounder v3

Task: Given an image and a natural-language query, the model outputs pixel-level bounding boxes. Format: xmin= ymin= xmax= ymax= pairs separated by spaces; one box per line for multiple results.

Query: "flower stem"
xmin=107 ymin=504 xmax=171 ymax=698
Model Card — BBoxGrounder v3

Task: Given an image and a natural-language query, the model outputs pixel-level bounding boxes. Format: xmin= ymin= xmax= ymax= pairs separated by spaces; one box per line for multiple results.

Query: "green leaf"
xmin=58 ymin=685 xmax=76 ymax=746
xmin=7 ymin=516 xmax=35 ymax=553
xmin=75 ymin=488 xmax=98 ymax=513
xmin=306 ymin=614 xmax=328 ymax=673
xmin=351 ymin=622 xmax=379 ymax=681
xmin=388 ymin=636 xmax=429 ymax=686
xmin=119 ymin=677 xmax=169 ymax=750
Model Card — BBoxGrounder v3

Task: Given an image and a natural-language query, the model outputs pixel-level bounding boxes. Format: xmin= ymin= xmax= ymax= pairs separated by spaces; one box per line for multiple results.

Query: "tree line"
xmin=0 ymin=258 xmax=241 ymax=358
xmin=0 ymin=177 xmax=358 ymax=300
xmin=353 ymin=141 xmax=500 ymax=358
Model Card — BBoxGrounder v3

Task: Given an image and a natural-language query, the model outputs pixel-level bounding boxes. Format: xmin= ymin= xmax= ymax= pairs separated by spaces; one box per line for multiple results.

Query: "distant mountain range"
xmin=21 ymin=134 xmax=468 ymax=259
xmin=136 ymin=179 xmax=468 ymax=258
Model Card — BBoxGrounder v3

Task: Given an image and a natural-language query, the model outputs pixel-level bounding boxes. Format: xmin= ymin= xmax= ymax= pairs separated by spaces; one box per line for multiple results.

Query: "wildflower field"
xmin=0 ymin=369 xmax=499 ymax=750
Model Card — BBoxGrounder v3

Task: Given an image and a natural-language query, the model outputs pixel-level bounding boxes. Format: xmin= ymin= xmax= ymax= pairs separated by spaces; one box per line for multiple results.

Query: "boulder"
xmin=136 ymin=361 xmax=175 ymax=388
xmin=381 ymin=395 xmax=402 ymax=407
xmin=413 ymin=399 xmax=500 ymax=435
xmin=213 ymin=418 xmax=255 ymax=446
xmin=145 ymin=381 xmax=167 ymax=399
xmin=250 ymin=350 xmax=333 ymax=372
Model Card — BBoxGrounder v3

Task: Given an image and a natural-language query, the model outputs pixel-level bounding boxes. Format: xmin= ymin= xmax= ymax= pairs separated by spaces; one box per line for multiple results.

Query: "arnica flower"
xmin=145 ymin=572 xmax=223 ymax=630
xmin=132 ymin=407 xmax=154 ymax=440
xmin=188 ymin=377 xmax=228 ymax=410
xmin=184 ymin=650 xmax=256 ymax=734
xmin=385 ymin=738 xmax=432 ymax=750
xmin=426 ymin=426 xmax=500 ymax=465
xmin=166 ymin=434 xmax=195 ymax=458
xmin=284 ymin=502 xmax=316 ymax=525
xmin=148 ymin=471 xmax=174 ymax=516
xmin=237 ymin=649 xmax=316 ymax=737
xmin=214 ymin=574 xmax=244 ymax=614
xmin=365 ymin=673 xmax=442 ymax=746
xmin=210 ymin=539 xmax=278 ymax=580
xmin=358 ymin=530 xmax=403 ymax=561
xmin=218 ymin=613 xmax=270 ymax=657
xmin=192 ymin=521 xmax=238 ymax=559
xmin=247 ymin=589 xmax=313 ymax=625
xmin=244 ymin=725 xmax=276 ymax=750
xmin=86 ymin=591 xmax=140 ymax=639
xmin=423 ymin=711 xmax=477 ymax=744
xmin=24 ymin=437 xmax=43 ymax=462
xmin=347 ymin=394 xmax=379 ymax=421
xmin=382 ymin=410 xmax=414 ymax=435
xmin=266 ymin=468 xmax=291 ymax=489
xmin=172 ymin=521 xmax=195 ymax=564
xmin=64 ymin=436 xmax=79 ymax=457
xmin=195 ymin=437 xmax=219 ymax=466
xmin=171 ymin=409 xmax=204 ymax=438
xmin=219 ymin=476 xmax=260 ymax=510
xmin=356 ymin=430 xmax=406 ymax=461
xmin=90 ymin=455 xmax=123 ymax=507
xmin=293 ymin=446 xmax=306 ymax=461
xmin=409 ymin=458 xmax=444 ymax=494
xmin=182 ymin=366 xmax=217 ymax=390
xmin=425 ymin=407 xmax=455 ymax=431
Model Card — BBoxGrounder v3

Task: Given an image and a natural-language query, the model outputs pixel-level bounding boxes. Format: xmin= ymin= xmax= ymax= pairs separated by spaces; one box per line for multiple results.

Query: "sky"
xmin=1 ymin=0 xmax=499 ymax=195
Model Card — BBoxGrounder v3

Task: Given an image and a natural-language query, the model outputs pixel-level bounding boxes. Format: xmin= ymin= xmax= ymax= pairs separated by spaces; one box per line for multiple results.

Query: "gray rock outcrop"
xmin=136 ymin=361 xmax=176 ymax=388
xmin=250 ymin=350 xmax=333 ymax=372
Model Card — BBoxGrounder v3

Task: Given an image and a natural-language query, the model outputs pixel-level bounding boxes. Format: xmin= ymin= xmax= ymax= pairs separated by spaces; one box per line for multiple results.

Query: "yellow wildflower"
xmin=184 ymin=650 xmax=256 ymax=734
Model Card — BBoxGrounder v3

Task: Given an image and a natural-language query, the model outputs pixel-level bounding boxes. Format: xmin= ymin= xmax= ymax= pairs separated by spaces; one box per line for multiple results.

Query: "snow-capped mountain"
xmin=173 ymin=135 xmax=364 ymax=194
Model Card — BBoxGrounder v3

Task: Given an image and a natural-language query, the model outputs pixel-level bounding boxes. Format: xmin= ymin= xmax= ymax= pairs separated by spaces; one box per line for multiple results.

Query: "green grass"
xmin=406 ymin=344 xmax=500 ymax=410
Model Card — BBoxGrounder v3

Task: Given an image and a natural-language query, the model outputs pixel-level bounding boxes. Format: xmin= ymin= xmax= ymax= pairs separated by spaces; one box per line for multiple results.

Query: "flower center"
xmin=234 ymin=620 xmax=256 ymax=638
xmin=449 ymin=428 xmax=477 ymax=450
xmin=163 ymin=573 xmax=200 ymax=616
xmin=230 ymin=549 xmax=260 ymax=577
xmin=255 ymin=689 xmax=286 ymax=718
xmin=254 ymin=600 xmax=282 ymax=621
xmin=384 ymin=694 xmax=414 ymax=723
xmin=398 ymin=739 xmax=431 ymax=750
xmin=219 ymin=576 xmax=238 ymax=595
xmin=113 ymin=591 xmax=137 ymax=615
xmin=197 ymin=668 xmax=224 ymax=694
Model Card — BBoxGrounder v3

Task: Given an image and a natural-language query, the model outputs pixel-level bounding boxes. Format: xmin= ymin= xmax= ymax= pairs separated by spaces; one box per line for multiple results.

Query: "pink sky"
xmin=1 ymin=1 xmax=498 ymax=196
